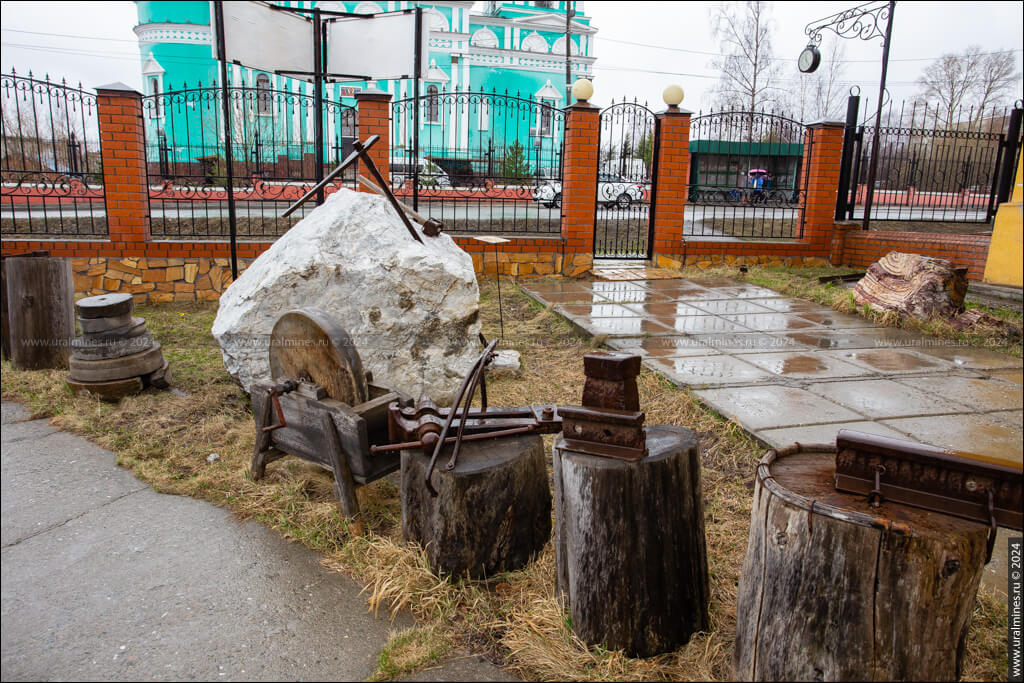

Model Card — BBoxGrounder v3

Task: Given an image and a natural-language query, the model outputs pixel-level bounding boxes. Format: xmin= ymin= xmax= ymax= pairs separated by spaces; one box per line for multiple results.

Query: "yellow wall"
xmin=983 ymin=153 xmax=1023 ymax=287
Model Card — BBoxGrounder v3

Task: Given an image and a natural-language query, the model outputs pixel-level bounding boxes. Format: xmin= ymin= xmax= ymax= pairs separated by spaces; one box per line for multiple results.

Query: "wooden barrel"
xmin=734 ymin=443 xmax=990 ymax=682
xmin=553 ymin=425 xmax=709 ymax=658
xmin=401 ymin=433 xmax=551 ymax=578
xmin=5 ymin=255 xmax=74 ymax=370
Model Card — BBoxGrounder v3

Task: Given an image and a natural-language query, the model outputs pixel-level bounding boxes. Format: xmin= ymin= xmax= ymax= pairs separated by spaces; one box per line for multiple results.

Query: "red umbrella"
xmin=748 ymin=168 xmax=768 ymax=175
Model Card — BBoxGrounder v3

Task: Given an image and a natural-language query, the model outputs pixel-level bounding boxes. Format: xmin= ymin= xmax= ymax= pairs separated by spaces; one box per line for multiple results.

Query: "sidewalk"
xmin=1 ymin=401 xmax=514 ymax=682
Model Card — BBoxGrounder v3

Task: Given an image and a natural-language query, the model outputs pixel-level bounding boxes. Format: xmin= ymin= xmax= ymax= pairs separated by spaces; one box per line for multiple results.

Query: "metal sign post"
xmin=213 ymin=0 xmax=239 ymax=280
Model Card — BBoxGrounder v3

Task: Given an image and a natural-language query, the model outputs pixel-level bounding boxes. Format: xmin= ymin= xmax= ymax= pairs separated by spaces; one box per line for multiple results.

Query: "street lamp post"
xmin=800 ymin=0 xmax=895 ymax=230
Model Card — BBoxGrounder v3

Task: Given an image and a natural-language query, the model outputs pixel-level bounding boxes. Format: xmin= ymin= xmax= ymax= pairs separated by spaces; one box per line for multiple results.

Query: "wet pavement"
xmin=520 ymin=275 xmax=1023 ymax=466
xmin=1 ymin=401 xmax=515 ymax=682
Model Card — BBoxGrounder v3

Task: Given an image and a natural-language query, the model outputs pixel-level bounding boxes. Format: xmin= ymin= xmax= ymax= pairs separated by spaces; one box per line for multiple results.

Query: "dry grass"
xmin=0 ymin=275 xmax=1011 ymax=681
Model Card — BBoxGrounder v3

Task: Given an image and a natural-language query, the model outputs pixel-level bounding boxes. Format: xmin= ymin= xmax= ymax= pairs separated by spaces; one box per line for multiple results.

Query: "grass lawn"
xmin=1 ymin=267 xmax=1013 ymax=681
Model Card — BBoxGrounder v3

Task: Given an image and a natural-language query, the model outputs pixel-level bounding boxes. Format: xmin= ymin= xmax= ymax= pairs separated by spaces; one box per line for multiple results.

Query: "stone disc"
xmin=78 ymin=313 xmax=134 ymax=335
xmin=68 ymin=342 xmax=165 ymax=383
xmin=269 ymin=308 xmax=368 ymax=405
xmin=71 ymin=331 xmax=154 ymax=361
xmin=66 ymin=375 xmax=144 ymax=402
xmin=76 ymin=293 xmax=134 ymax=319
xmin=82 ymin=317 xmax=148 ymax=341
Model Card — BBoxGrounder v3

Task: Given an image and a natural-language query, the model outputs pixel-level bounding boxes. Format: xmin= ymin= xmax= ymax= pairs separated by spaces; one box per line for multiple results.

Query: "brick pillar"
xmin=355 ymin=88 xmax=392 ymax=191
xmin=799 ymin=121 xmax=845 ymax=254
xmin=96 ymin=83 xmax=151 ymax=244
xmin=559 ymin=101 xmax=599 ymax=275
xmin=650 ymin=106 xmax=691 ymax=264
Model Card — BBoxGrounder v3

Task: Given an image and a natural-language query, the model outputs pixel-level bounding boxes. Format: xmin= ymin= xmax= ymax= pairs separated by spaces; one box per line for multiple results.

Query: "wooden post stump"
xmin=553 ymin=425 xmax=709 ymax=658
xmin=734 ymin=443 xmax=990 ymax=682
xmin=5 ymin=255 xmax=74 ymax=370
xmin=401 ymin=433 xmax=551 ymax=578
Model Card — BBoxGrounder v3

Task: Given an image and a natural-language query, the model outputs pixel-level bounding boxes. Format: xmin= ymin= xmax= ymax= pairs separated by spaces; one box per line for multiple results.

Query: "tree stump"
xmin=553 ymin=425 xmax=709 ymax=658
xmin=734 ymin=444 xmax=990 ymax=682
xmin=401 ymin=434 xmax=551 ymax=578
xmin=5 ymin=255 xmax=74 ymax=370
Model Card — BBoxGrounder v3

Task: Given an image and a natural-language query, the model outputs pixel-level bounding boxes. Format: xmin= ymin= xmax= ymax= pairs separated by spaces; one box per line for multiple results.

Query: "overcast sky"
xmin=1 ymin=1 xmax=1022 ymax=114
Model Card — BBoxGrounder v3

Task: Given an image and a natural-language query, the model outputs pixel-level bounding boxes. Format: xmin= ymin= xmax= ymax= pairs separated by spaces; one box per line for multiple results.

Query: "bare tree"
xmin=709 ymin=1 xmax=785 ymax=116
xmin=790 ymin=40 xmax=847 ymax=123
xmin=916 ymin=45 xmax=1020 ymax=127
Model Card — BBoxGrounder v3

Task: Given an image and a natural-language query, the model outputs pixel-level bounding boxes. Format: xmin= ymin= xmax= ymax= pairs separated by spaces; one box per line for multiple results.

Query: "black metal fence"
xmin=390 ymin=88 xmax=565 ymax=235
xmin=1 ymin=69 xmax=106 ymax=237
xmin=142 ymin=83 xmax=357 ymax=239
xmin=687 ymin=110 xmax=808 ymax=239
xmin=594 ymin=100 xmax=657 ymax=259
xmin=838 ymin=95 xmax=1023 ymax=226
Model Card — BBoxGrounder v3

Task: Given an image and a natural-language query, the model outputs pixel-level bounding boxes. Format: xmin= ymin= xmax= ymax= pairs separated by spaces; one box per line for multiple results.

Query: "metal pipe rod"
xmin=861 ymin=0 xmax=895 ymax=230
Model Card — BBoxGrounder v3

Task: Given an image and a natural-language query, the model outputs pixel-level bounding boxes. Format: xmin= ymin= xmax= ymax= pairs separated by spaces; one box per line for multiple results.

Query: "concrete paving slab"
xmin=805 ymin=379 xmax=967 ymax=418
xmin=756 ymin=420 xmax=912 ymax=450
xmin=603 ymin=336 xmax=721 ymax=358
xmin=586 ymin=288 xmax=676 ymax=304
xmin=689 ymin=332 xmax=805 ymax=354
xmin=588 ymin=281 xmax=649 ymax=297
xmin=842 ymin=327 xmax=932 ymax=347
xmin=685 ymin=299 xmax=777 ymax=315
xmin=880 ymin=413 xmax=1023 ymax=465
xmin=620 ymin=301 xmax=709 ymax=317
xmin=988 ymin=369 xmax=1022 ymax=385
xmin=563 ymin=315 xmax=674 ymax=336
xmin=990 ymin=410 xmax=1023 ymax=427
xmin=525 ymin=290 xmax=605 ymax=305
xmin=791 ymin=311 xmax=881 ymax=328
xmin=1 ymin=402 xmax=30 ymax=424
xmin=895 ymin=375 xmax=1024 ymax=412
xmin=738 ymin=352 xmax=874 ymax=380
xmin=908 ymin=345 xmax=1022 ymax=370
xmin=706 ymin=285 xmax=786 ymax=299
xmin=694 ymin=385 xmax=862 ymax=431
xmin=721 ymin=313 xmax=822 ymax=332
xmin=647 ymin=356 xmax=775 ymax=388
xmin=555 ymin=303 xmax=640 ymax=319
xmin=2 ymin=426 xmax=148 ymax=548
xmin=773 ymin=329 xmax=885 ymax=350
xmin=743 ymin=298 xmax=834 ymax=313
xmin=641 ymin=278 xmax=726 ymax=291
xmin=834 ymin=348 xmax=955 ymax=374
xmin=649 ymin=314 xmax=751 ymax=335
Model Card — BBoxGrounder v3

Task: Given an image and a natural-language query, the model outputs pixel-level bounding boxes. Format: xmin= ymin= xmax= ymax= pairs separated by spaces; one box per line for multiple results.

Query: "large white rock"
xmin=212 ymin=189 xmax=481 ymax=403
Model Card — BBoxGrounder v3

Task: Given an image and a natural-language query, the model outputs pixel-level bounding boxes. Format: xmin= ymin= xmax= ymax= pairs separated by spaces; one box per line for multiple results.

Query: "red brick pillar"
xmin=650 ymin=106 xmax=691 ymax=265
xmin=96 ymin=83 xmax=151 ymax=245
xmin=355 ymin=88 xmax=392 ymax=191
xmin=799 ymin=121 xmax=845 ymax=255
xmin=559 ymin=101 xmax=599 ymax=275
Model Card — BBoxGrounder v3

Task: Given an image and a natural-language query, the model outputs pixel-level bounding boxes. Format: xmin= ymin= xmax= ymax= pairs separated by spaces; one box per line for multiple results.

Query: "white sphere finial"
xmin=571 ymin=78 xmax=594 ymax=103
xmin=663 ymin=84 xmax=684 ymax=107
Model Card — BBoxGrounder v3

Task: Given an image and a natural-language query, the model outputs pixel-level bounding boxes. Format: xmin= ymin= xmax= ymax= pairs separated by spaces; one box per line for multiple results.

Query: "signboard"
xmin=326 ymin=10 xmax=428 ymax=81
xmin=212 ymin=1 xmax=313 ymax=76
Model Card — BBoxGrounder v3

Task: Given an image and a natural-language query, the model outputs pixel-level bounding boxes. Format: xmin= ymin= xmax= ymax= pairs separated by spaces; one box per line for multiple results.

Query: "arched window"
xmin=426 ymin=85 xmax=440 ymax=123
xmin=256 ymin=74 xmax=271 ymax=116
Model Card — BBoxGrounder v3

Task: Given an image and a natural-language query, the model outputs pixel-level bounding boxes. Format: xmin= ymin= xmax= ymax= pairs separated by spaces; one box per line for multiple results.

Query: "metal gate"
xmin=142 ymin=83 xmax=357 ymax=240
xmin=390 ymin=88 xmax=565 ymax=235
xmin=687 ymin=110 xmax=808 ymax=239
xmin=594 ymin=101 xmax=657 ymax=259
xmin=837 ymin=95 xmax=1023 ymax=226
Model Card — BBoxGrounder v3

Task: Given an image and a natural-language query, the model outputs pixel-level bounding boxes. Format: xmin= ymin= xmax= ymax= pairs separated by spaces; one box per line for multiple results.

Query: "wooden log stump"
xmin=5 ymin=255 xmax=74 ymax=370
xmin=553 ymin=425 xmax=709 ymax=658
xmin=734 ymin=444 xmax=990 ymax=682
xmin=401 ymin=434 xmax=551 ymax=578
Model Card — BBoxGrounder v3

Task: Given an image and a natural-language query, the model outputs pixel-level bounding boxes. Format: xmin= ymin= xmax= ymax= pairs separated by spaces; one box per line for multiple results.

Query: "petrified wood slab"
xmin=401 ymin=434 xmax=551 ymax=578
xmin=852 ymin=251 xmax=968 ymax=320
xmin=553 ymin=425 xmax=709 ymax=658
xmin=734 ymin=444 xmax=989 ymax=682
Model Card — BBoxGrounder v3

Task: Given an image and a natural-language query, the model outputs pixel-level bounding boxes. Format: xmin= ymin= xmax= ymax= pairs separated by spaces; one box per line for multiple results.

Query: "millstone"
xmin=71 ymin=331 xmax=155 ymax=361
xmin=144 ymin=358 xmax=171 ymax=389
xmin=76 ymin=292 xmax=134 ymax=319
xmin=68 ymin=342 xmax=165 ymax=382
xmin=79 ymin=317 xmax=149 ymax=341
xmin=66 ymin=375 xmax=144 ymax=402
xmin=78 ymin=312 xmax=134 ymax=335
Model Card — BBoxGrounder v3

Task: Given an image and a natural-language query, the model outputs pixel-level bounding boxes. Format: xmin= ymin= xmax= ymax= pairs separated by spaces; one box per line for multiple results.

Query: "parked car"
xmin=532 ymin=173 xmax=645 ymax=209
xmin=390 ymin=157 xmax=450 ymax=188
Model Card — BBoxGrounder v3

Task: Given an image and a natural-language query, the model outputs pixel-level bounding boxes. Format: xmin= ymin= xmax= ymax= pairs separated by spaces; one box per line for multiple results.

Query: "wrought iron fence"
xmin=390 ymin=88 xmax=565 ymax=235
xmin=142 ymin=83 xmax=357 ymax=240
xmin=594 ymin=100 xmax=657 ymax=259
xmin=1 ymin=69 xmax=105 ymax=237
xmin=840 ymin=97 xmax=1022 ymax=225
xmin=687 ymin=110 xmax=808 ymax=239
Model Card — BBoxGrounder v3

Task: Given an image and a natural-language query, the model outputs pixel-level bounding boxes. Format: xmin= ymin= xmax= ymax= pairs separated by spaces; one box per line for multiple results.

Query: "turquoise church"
xmin=134 ymin=1 xmax=596 ymax=177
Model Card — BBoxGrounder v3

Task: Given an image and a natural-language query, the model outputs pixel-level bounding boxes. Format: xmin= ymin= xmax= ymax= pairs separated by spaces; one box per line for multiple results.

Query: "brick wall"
xmin=831 ymin=224 xmax=991 ymax=280
xmin=559 ymin=101 xmax=599 ymax=274
xmin=650 ymin=107 xmax=690 ymax=254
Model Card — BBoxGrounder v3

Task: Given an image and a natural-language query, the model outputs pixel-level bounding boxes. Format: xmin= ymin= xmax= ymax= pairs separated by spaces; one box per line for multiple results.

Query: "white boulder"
xmin=211 ymin=189 xmax=481 ymax=403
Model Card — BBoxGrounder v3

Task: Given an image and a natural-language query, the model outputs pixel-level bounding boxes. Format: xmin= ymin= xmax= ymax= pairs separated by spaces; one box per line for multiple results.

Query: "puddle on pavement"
xmin=783 ymin=331 xmax=870 ymax=349
xmin=725 ymin=313 xmax=821 ymax=331
xmin=846 ymin=349 xmax=943 ymax=372
xmin=767 ymin=354 xmax=828 ymax=375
